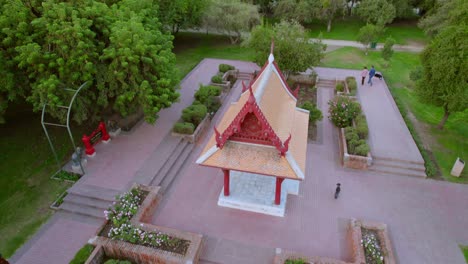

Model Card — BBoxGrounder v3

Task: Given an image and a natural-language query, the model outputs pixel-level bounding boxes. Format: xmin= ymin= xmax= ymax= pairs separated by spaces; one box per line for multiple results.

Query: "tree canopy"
xmin=157 ymin=0 xmax=209 ymax=34
xmin=244 ymin=20 xmax=325 ymax=78
xmin=357 ymin=0 xmax=396 ymax=26
xmin=415 ymin=25 xmax=468 ymax=129
xmin=0 ymin=0 xmax=180 ymax=124
xmin=203 ymin=0 xmax=260 ymax=44
xmin=418 ymin=0 xmax=468 ymax=37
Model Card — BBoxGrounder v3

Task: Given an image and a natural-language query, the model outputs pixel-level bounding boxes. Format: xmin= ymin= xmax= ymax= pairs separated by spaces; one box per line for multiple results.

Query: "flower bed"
xmin=345 ymin=76 xmax=357 ymax=96
xmin=362 ymin=228 xmax=385 ymax=264
xmin=50 ymin=191 xmax=67 ymax=210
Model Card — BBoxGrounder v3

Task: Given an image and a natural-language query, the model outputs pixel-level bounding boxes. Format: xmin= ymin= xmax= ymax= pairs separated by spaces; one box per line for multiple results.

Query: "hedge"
xmin=211 ymin=75 xmax=223 ymax=84
xmin=219 ymin=64 xmax=235 ymax=73
xmin=336 ymin=82 xmax=345 ymax=92
xmin=181 ymin=104 xmax=207 ymax=126
xmin=195 ymin=85 xmax=221 ymax=105
xmin=300 ymin=101 xmax=323 ymax=123
xmin=346 ymin=76 xmax=357 ymax=95
xmin=173 ymin=122 xmax=195 ymax=134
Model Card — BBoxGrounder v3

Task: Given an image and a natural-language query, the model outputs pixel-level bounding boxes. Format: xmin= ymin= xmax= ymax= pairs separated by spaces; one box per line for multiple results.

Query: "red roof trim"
xmin=272 ymin=61 xmax=297 ymax=100
xmin=249 ymin=59 xmax=269 ymax=87
xmin=214 ymin=88 xmax=290 ymax=156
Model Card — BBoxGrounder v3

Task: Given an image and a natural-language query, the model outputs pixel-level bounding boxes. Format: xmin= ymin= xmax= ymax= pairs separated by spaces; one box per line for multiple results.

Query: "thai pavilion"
xmin=196 ymin=47 xmax=309 ymax=216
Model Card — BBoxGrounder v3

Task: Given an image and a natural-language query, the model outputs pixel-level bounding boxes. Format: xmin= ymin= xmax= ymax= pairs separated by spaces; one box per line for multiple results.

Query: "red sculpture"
xmin=82 ymin=121 xmax=111 ymax=156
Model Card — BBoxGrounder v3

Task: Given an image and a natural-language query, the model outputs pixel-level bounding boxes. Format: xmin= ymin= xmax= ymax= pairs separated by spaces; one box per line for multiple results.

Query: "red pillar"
xmin=223 ymin=169 xmax=230 ymax=196
xmin=99 ymin=121 xmax=110 ymax=141
xmin=275 ymin=177 xmax=285 ymax=205
xmin=82 ymin=134 xmax=95 ymax=155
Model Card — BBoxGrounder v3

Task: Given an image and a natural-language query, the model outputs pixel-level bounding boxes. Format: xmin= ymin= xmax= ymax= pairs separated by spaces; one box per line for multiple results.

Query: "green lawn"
xmin=307 ymin=18 xmax=428 ymax=45
xmin=0 ymin=102 xmax=89 ymax=257
xmin=321 ymin=47 xmax=467 ymax=182
xmin=173 ymin=32 xmax=255 ymax=78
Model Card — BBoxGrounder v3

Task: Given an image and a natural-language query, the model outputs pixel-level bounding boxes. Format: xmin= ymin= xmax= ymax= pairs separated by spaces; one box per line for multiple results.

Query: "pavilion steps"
xmin=370 ymin=157 xmax=427 ymax=178
xmin=317 ymin=79 xmax=336 ymax=89
xmin=59 ymin=185 xmax=117 ymax=219
xmin=158 ymin=141 xmax=194 ymax=193
xmin=237 ymin=71 xmax=252 ymax=81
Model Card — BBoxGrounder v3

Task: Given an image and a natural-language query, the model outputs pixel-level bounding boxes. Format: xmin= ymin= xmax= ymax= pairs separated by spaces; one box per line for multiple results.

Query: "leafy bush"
xmin=285 ymin=259 xmax=307 ymax=264
xmin=346 ymin=76 xmax=357 ymax=95
xmin=104 ymin=260 xmax=132 ymax=264
xmin=219 ymin=63 xmax=235 ymax=73
xmin=355 ymin=143 xmax=370 ymax=156
xmin=300 ymin=101 xmax=323 ymax=124
xmin=355 ymin=114 xmax=369 ymax=139
xmin=172 ymin=122 xmax=195 ymax=134
xmin=211 ymin=75 xmax=223 ymax=84
xmin=181 ymin=104 xmax=207 ymax=126
xmin=195 ymin=85 xmax=221 ymax=105
xmin=345 ymin=127 xmax=359 ymax=142
xmin=336 ymin=82 xmax=345 ymax=92
xmin=409 ymin=66 xmax=423 ymax=82
xmin=328 ymin=96 xmax=361 ymax=128
xmin=204 ymin=96 xmax=221 ymax=113
xmin=69 ymin=244 xmax=94 ymax=264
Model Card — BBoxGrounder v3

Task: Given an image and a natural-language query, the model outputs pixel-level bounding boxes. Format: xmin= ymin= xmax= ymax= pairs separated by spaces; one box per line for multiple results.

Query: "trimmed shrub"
xmin=172 ymin=122 xmax=195 ymax=134
xmin=355 ymin=142 xmax=370 ymax=156
xmin=195 ymin=85 xmax=221 ymax=105
xmin=69 ymin=244 xmax=94 ymax=264
xmin=181 ymin=104 xmax=207 ymax=126
xmin=346 ymin=76 xmax=357 ymax=95
xmin=205 ymin=96 xmax=221 ymax=113
xmin=211 ymin=75 xmax=223 ymax=83
xmin=355 ymin=114 xmax=369 ymax=139
xmin=285 ymin=259 xmax=307 ymax=264
xmin=328 ymin=96 xmax=361 ymax=128
xmin=219 ymin=63 xmax=235 ymax=73
xmin=345 ymin=127 xmax=359 ymax=142
xmin=336 ymin=82 xmax=345 ymax=92
xmin=409 ymin=66 xmax=423 ymax=81
xmin=300 ymin=101 xmax=323 ymax=123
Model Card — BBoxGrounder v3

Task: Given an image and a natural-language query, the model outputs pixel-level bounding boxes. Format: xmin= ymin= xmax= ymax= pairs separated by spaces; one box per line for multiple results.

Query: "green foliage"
xmin=103 ymin=260 xmax=132 ymax=264
xmin=211 ymin=75 xmax=223 ymax=84
xmin=181 ymin=104 xmax=207 ymax=126
xmin=461 ymin=245 xmax=468 ymax=263
xmin=357 ymin=24 xmax=384 ymax=54
xmin=336 ymin=82 xmax=345 ymax=92
xmin=345 ymin=127 xmax=359 ymax=142
xmin=300 ymin=101 xmax=323 ymax=124
xmin=345 ymin=127 xmax=369 ymax=156
xmin=381 ymin=37 xmax=395 ymax=64
xmin=409 ymin=66 xmax=423 ymax=82
xmin=357 ymin=0 xmax=396 ymax=26
xmin=204 ymin=96 xmax=222 ymax=113
xmin=355 ymin=114 xmax=369 ymax=139
xmin=195 ymin=85 xmax=221 ymax=104
xmin=285 ymin=259 xmax=307 ymax=264
xmin=157 ymin=0 xmax=209 ymax=34
xmin=328 ymin=96 xmax=361 ymax=127
xmin=362 ymin=229 xmax=384 ymax=264
xmin=173 ymin=122 xmax=196 ymax=134
xmin=52 ymin=170 xmax=80 ymax=182
xmin=355 ymin=143 xmax=370 ymax=156
xmin=203 ymin=0 xmax=260 ymax=44
xmin=416 ymin=25 xmax=468 ymax=129
xmin=419 ymin=0 xmax=468 ymax=37
xmin=69 ymin=244 xmax=94 ymax=264
xmin=219 ymin=64 xmax=235 ymax=73
xmin=345 ymin=77 xmax=357 ymax=95
xmin=245 ymin=20 xmax=325 ymax=77
xmin=0 ymin=0 xmax=180 ymax=124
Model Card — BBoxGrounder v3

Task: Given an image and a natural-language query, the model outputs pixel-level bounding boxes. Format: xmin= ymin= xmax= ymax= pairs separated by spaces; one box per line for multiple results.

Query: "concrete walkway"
xmin=309 ymin=38 xmax=424 ymax=52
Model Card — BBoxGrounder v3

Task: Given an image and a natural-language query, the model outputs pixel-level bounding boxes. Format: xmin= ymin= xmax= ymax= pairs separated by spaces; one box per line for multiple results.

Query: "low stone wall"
xmin=289 ymin=73 xmax=316 ymax=86
xmin=172 ymin=115 xmax=211 ymax=143
xmin=84 ymin=245 xmax=105 ymax=264
xmin=339 ymin=128 xmax=372 ymax=170
xmin=209 ymin=81 xmax=231 ymax=91
xmin=275 ymin=219 xmax=395 ymax=264
xmin=89 ymin=184 xmax=203 ymax=264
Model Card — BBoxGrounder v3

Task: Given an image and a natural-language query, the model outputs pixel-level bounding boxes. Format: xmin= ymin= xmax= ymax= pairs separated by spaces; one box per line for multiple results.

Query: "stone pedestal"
xmin=217 ymin=171 xmax=300 ymax=217
xmin=451 ymin=157 xmax=465 ymax=177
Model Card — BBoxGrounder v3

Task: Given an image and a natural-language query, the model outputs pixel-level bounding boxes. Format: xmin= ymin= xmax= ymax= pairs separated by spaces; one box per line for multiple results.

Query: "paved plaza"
xmin=11 ymin=59 xmax=468 ymax=264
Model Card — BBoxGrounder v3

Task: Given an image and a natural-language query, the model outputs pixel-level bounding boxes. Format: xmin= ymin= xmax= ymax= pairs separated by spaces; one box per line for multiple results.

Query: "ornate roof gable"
xmin=214 ymin=87 xmax=291 ymax=156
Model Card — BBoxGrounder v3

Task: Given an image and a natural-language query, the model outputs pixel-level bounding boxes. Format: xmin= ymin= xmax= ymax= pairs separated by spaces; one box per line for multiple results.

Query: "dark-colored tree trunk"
xmin=327 ymin=18 xmax=332 ymax=32
xmin=437 ymin=106 xmax=450 ymax=129
xmin=348 ymin=0 xmax=356 ymax=16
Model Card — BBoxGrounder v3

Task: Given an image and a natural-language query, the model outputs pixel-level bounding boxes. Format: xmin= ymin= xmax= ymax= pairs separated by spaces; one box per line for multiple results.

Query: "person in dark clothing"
xmin=334 ymin=183 xmax=341 ymax=199
xmin=368 ymin=65 xmax=376 ymax=86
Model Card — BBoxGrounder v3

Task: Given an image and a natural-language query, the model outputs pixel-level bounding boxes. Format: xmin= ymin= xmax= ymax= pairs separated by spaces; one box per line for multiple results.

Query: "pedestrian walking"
xmin=361 ymin=66 xmax=368 ymax=85
xmin=368 ymin=65 xmax=376 ymax=86
xmin=334 ymin=183 xmax=341 ymax=199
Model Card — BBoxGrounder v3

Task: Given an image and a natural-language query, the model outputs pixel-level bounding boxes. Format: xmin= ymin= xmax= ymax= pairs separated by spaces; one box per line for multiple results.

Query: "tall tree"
xmin=244 ymin=20 xmax=325 ymax=78
xmin=381 ymin=37 xmax=395 ymax=67
xmin=356 ymin=24 xmax=383 ymax=55
xmin=357 ymin=0 xmax=396 ymax=26
xmin=157 ymin=0 xmax=209 ymax=34
xmin=419 ymin=0 xmax=468 ymax=37
xmin=415 ymin=25 xmax=468 ymax=129
xmin=203 ymin=0 xmax=260 ymax=44
xmin=0 ymin=0 xmax=180 ymax=124
xmin=308 ymin=0 xmax=346 ymax=32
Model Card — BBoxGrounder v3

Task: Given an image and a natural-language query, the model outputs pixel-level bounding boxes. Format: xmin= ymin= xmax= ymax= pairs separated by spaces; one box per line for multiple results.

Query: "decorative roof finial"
xmin=268 ymin=39 xmax=275 ymax=63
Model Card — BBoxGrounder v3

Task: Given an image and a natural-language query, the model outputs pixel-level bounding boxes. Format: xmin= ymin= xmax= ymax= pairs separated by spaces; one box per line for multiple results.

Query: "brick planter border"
xmin=274 ymin=219 xmax=395 ymax=264
xmin=89 ymin=184 xmax=203 ymax=264
xmin=339 ymin=127 xmax=373 ymax=170
xmin=172 ymin=114 xmax=211 ymax=143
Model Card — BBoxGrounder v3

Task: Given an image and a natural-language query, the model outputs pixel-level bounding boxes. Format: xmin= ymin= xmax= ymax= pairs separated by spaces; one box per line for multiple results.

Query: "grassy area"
xmin=307 ymin=18 xmax=428 ymax=45
xmin=321 ymin=47 xmax=467 ymax=182
xmin=462 ymin=246 xmax=468 ymax=263
xmin=173 ymin=32 xmax=256 ymax=78
xmin=0 ymin=102 xmax=90 ymax=257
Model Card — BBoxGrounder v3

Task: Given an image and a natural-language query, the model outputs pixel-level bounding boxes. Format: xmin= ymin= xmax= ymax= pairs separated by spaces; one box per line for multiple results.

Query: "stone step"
xmin=373 ymin=159 xmax=426 ymax=172
xmin=133 ymin=134 xmax=183 ymax=186
xmin=60 ymin=201 xmax=106 ymax=219
xmin=150 ymin=139 xmax=189 ymax=187
xmin=159 ymin=141 xmax=194 ymax=193
xmin=63 ymin=193 xmax=112 ymax=210
xmin=67 ymin=184 xmax=119 ymax=202
xmin=369 ymin=165 xmax=427 ymax=178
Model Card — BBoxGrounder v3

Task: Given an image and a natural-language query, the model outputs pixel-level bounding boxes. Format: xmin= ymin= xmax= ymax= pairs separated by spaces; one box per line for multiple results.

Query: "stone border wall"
xmin=89 ymin=184 xmax=203 ymax=264
xmin=172 ymin=115 xmax=211 ymax=143
xmin=274 ymin=219 xmax=396 ymax=264
xmin=339 ymin=128 xmax=372 ymax=170
xmin=84 ymin=245 xmax=105 ymax=264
